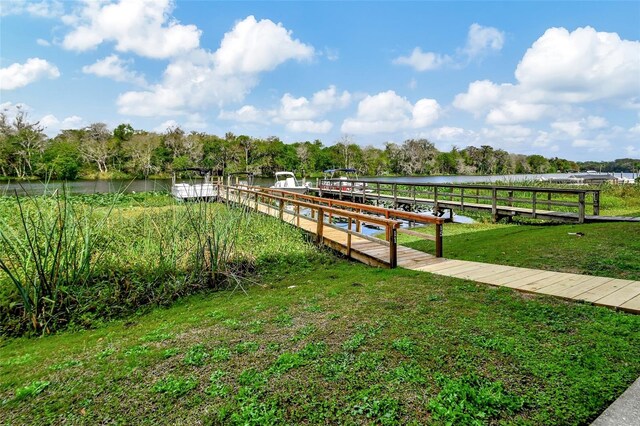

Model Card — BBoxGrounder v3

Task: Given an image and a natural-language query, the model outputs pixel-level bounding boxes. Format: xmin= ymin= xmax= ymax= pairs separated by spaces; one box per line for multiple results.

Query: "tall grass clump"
xmin=0 ymin=190 xmax=113 ymax=334
xmin=0 ymin=192 xmax=320 ymax=336
xmin=183 ymin=202 xmax=253 ymax=291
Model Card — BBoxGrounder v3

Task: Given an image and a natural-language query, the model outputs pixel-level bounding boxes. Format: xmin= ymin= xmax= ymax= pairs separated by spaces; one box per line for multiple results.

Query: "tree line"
xmin=1 ymin=108 xmax=636 ymax=181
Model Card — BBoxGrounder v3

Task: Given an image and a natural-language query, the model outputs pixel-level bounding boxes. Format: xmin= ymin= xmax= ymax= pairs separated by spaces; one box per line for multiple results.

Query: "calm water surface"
xmin=2 ymin=172 xmax=636 ymax=196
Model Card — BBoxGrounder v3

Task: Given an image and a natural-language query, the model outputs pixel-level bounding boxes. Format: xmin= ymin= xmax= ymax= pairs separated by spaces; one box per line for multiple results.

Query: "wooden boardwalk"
xmin=221 ymin=186 xmax=640 ymax=314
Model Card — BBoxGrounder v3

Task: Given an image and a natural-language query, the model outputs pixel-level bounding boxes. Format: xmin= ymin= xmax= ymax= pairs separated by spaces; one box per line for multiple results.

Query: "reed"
xmin=0 ymin=188 xmax=113 ymax=334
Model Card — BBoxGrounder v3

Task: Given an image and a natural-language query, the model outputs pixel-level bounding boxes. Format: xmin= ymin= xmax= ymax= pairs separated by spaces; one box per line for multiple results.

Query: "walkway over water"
xmin=220 ymin=185 xmax=640 ymax=314
xmin=313 ymin=179 xmax=640 ymax=224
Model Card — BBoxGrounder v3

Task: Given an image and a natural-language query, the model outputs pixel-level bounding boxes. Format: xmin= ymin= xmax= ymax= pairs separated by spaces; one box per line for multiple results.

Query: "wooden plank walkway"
xmin=409 ymin=258 xmax=640 ymax=314
xmin=222 ymin=188 xmax=640 ymax=314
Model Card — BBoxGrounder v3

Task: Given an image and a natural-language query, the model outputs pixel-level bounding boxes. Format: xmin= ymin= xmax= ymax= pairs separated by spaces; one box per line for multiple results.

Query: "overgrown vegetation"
xmin=0 ymin=192 xmax=317 ymax=335
xmin=1 ymin=260 xmax=639 ymax=424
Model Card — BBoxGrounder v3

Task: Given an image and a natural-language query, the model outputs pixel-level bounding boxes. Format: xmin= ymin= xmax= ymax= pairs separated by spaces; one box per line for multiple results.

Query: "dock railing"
xmin=220 ymin=185 xmax=416 ymax=268
xmin=317 ymin=179 xmax=600 ymax=223
xmin=258 ymin=186 xmax=445 ymax=257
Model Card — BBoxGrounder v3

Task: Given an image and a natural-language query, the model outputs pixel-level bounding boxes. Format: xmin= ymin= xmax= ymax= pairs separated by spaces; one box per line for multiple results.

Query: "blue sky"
xmin=1 ymin=0 xmax=639 ymax=161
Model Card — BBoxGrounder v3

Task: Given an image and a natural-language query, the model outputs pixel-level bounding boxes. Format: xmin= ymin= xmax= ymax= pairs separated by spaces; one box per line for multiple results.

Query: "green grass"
xmin=1 ymin=259 xmax=639 ymax=425
xmin=398 ymin=221 xmax=640 ymax=280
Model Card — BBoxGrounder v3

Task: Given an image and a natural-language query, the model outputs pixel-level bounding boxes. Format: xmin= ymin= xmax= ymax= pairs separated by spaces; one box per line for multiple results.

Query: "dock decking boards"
xmin=222 ymin=190 xmax=640 ymax=314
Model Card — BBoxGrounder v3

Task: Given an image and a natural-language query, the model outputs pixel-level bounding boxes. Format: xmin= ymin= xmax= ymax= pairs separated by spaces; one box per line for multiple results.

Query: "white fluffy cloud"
xmin=117 ymin=16 xmax=314 ymax=116
xmin=393 ymin=48 xmax=451 ymax=71
xmin=39 ymin=114 xmax=84 ymax=136
xmin=213 ymin=15 xmax=313 ymax=75
xmin=218 ymin=106 xmax=267 ymax=124
xmin=393 ymin=24 xmax=504 ymax=71
xmin=341 ymin=91 xmax=441 ymax=134
xmin=462 ymin=23 xmax=505 ymax=59
xmin=61 ymin=0 xmax=201 ymax=59
xmin=285 ymin=120 xmax=333 ymax=133
xmin=0 ymin=58 xmax=60 ymax=90
xmin=219 ymin=86 xmax=348 ymax=134
xmin=0 ymin=0 xmax=63 ymax=18
xmin=551 ymin=116 xmax=609 ymax=137
xmin=82 ymin=55 xmax=147 ymax=86
xmin=454 ymin=27 xmax=640 ymax=124
xmin=515 ymin=27 xmax=639 ymax=102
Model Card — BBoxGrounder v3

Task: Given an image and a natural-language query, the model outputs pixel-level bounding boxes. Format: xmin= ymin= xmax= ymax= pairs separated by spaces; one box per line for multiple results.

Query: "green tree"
xmin=41 ymin=140 xmax=82 ymax=180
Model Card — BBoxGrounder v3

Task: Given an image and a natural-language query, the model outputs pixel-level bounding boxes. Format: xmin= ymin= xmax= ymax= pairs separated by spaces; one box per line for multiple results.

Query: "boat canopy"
xmin=324 ymin=168 xmax=358 ymax=174
xmin=176 ymin=167 xmax=221 ymax=176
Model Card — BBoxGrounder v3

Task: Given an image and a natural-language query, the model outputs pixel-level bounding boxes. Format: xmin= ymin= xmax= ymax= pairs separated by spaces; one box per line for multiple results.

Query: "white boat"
xmin=270 ymin=172 xmax=309 ymax=194
xmin=171 ymin=168 xmax=219 ymax=201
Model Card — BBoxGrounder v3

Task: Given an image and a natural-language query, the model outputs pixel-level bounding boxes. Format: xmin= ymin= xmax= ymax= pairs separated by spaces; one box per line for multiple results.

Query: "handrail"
xmin=317 ymin=178 xmax=600 ymax=223
xmin=220 ymin=185 xmax=422 ymax=267
xmin=254 ymin=186 xmax=445 ymax=226
xmin=320 ymin=178 xmax=601 ymax=194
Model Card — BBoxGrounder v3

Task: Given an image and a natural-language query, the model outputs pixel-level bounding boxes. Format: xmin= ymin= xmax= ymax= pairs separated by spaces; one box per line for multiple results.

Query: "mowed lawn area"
xmin=398 ymin=221 xmax=640 ymax=281
xmin=2 ymin=258 xmax=639 ymax=425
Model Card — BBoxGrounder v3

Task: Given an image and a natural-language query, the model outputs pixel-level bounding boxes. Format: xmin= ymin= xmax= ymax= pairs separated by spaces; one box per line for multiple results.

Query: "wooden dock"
xmin=313 ymin=180 xmax=640 ymax=224
xmin=219 ymin=185 xmax=640 ymax=314
xmin=409 ymin=258 xmax=640 ymax=314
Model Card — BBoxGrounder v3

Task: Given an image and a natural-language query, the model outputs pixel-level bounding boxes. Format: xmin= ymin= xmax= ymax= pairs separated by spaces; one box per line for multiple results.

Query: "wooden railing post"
xmin=347 ymin=218 xmax=352 ymax=256
xmin=593 ymin=191 xmax=600 ymax=216
xmin=392 ymin=183 xmax=398 ymax=209
xmin=578 ymin=192 xmax=585 ymax=223
xmin=389 ymin=226 xmax=397 ymax=268
xmin=433 ymin=186 xmax=438 ymax=211
xmin=532 ymin=192 xmax=537 ymax=218
xmin=491 ymin=188 xmax=498 ymax=223
xmin=435 ymin=222 xmax=443 ymax=258
xmin=385 ymin=210 xmax=390 ymax=241
xmin=316 ymin=207 xmax=324 ymax=245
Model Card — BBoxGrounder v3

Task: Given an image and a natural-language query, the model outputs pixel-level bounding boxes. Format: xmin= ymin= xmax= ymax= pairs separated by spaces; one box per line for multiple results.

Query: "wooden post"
xmin=593 ymin=191 xmax=600 ymax=215
xmin=316 ymin=207 xmax=324 ymax=244
xmin=296 ymin=204 xmax=300 ymax=227
xmin=254 ymin=192 xmax=258 ymax=211
xmin=433 ymin=186 xmax=439 ymax=214
xmin=392 ymin=183 xmax=398 ymax=209
xmin=547 ymin=192 xmax=552 ymax=210
xmin=508 ymin=190 xmax=513 ymax=207
xmin=279 ymin=199 xmax=284 ymax=220
xmin=491 ymin=188 xmax=498 ymax=223
xmin=532 ymin=192 xmax=537 ymax=218
xmin=435 ymin=222 xmax=443 ymax=258
xmin=389 ymin=226 xmax=397 ymax=268
xmin=578 ymin=192 xmax=585 ymax=223
xmin=356 ymin=209 xmax=362 ymax=233
xmin=226 ymin=185 xmax=229 ymax=204
xmin=347 ymin=218 xmax=352 ymax=256
xmin=385 ymin=210 xmax=390 ymax=241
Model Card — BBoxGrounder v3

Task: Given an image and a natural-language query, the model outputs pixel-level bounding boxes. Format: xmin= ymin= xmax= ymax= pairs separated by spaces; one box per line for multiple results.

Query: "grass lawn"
xmin=2 ymin=258 xmax=640 ymax=425
xmin=397 ymin=222 xmax=640 ymax=280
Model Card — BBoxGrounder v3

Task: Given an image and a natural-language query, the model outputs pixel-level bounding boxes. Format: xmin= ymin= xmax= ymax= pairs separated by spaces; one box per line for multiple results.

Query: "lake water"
xmin=2 ymin=172 xmax=636 ymax=196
